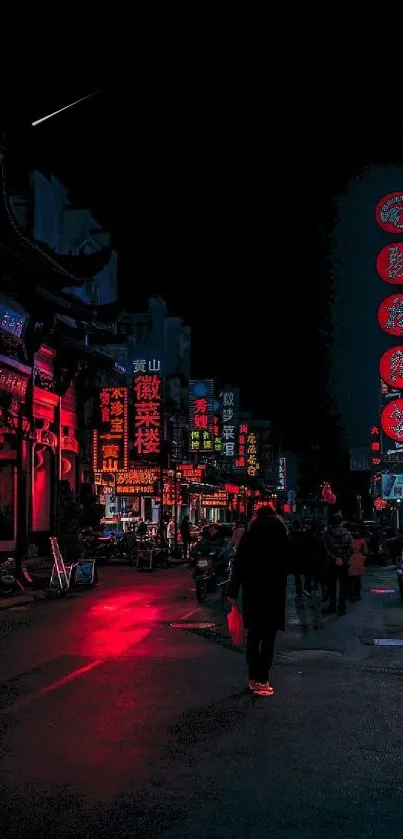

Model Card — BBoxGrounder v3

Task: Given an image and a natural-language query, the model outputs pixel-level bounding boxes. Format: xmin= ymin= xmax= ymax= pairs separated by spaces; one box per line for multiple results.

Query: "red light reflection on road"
xmin=80 ymin=592 xmax=160 ymax=658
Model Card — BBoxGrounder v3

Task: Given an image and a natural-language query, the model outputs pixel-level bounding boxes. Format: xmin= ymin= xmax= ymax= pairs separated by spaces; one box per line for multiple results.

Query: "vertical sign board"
xmin=246 ymin=427 xmax=260 ymax=477
xmin=220 ymin=387 xmax=239 ymax=464
xmin=276 ymin=456 xmax=287 ymax=491
xmin=133 ymin=370 xmax=163 ymax=458
xmin=189 ymin=380 xmax=214 ymax=453
xmin=236 ymin=422 xmax=248 ymax=469
xmin=93 ymin=387 xmax=129 ymax=472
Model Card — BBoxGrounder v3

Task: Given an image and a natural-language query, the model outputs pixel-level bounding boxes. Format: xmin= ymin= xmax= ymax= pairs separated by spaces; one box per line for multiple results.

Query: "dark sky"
xmin=2 ymin=58 xmax=403 ymax=451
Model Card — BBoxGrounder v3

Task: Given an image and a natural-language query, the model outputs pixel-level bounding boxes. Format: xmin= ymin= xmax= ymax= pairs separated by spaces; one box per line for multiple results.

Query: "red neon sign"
xmin=376 ymin=243 xmax=403 ymax=284
xmin=96 ymin=387 xmax=129 ymax=472
xmin=379 ymin=346 xmax=403 ymax=389
xmin=376 ymin=193 xmax=403 ymax=234
xmin=133 ymin=374 xmax=162 ymax=456
xmin=236 ymin=422 xmax=248 ymax=468
xmin=380 ymin=398 xmax=403 ymax=442
xmin=377 ymin=295 xmax=403 ymax=337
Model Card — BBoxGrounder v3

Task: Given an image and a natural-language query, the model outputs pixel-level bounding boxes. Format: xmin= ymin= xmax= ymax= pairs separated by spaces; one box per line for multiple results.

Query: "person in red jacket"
xmin=348 ymin=526 xmax=367 ymax=602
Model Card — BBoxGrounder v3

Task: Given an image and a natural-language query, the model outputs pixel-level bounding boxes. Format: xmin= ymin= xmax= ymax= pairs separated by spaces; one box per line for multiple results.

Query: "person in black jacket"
xmin=226 ymin=506 xmax=289 ymax=696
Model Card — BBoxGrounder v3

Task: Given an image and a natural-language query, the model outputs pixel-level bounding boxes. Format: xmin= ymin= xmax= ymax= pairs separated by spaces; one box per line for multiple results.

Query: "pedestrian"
xmin=325 ymin=514 xmax=354 ymax=616
xmin=232 ymin=521 xmax=246 ymax=549
xmin=226 ymin=505 xmax=289 ymax=697
xmin=179 ymin=515 xmax=192 ymax=559
xmin=136 ymin=518 xmax=147 ymax=538
xmin=348 ymin=526 xmax=367 ymax=602
xmin=167 ymin=518 xmax=176 ymax=552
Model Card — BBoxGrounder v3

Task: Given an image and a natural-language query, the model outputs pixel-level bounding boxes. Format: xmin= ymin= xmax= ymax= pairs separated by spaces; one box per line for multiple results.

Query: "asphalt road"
xmin=1 ymin=564 xmax=403 ymax=838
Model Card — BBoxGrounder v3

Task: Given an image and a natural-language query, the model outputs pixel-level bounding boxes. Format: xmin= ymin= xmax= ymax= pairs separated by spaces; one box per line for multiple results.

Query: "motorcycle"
xmin=192 ymin=539 xmax=235 ymax=603
xmin=0 ymin=558 xmax=25 ymax=597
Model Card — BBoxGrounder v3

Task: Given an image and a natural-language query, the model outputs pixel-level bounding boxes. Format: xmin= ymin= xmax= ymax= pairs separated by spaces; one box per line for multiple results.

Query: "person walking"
xmin=348 ymin=525 xmax=367 ymax=601
xmin=179 ymin=515 xmax=192 ymax=559
xmin=226 ymin=506 xmax=289 ymax=697
xmin=325 ymin=514 xmax=354 ymax=616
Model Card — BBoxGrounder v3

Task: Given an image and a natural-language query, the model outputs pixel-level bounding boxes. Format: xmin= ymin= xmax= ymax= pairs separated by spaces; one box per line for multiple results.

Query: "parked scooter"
xmin=0 ymin=558 xmax=25 ymax=597
xmin=193 ymin=539 xmax=235 ymax=603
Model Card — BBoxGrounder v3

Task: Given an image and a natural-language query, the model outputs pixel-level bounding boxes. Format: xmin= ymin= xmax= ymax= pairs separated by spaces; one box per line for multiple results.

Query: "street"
xmin=1 ymin=564 xmax=403 ymax=838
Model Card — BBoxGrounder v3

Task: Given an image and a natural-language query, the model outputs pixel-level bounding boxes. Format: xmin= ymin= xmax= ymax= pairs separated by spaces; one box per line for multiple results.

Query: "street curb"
xmin=0 ymin=590 xmax=50 ymax=611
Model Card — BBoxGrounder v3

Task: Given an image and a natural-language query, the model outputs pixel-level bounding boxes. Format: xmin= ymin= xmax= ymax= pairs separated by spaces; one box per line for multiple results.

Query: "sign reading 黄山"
xmin=189 ymin=380 xmax=214 ymax=452
xmin=133 ymin=358 xmax=162 ymax=374
xmin=133 ymin=371 xmax=163 ymax=457
xmin=93 ymin=387 xmax=129 ymax=472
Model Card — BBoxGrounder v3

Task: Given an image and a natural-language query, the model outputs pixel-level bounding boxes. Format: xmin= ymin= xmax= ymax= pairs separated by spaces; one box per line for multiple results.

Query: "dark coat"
xmin=226 ymin=515 xmax=290 ymax=633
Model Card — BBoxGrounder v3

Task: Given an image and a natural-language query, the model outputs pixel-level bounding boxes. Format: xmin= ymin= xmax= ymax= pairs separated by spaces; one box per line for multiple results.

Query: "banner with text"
xmin=133 ymin=372 xmax=163 ymax=458
xmin=189 ymin=379 xmax=214 ymax=453
xmin=93 ymin=386 xmax=129 ymax=472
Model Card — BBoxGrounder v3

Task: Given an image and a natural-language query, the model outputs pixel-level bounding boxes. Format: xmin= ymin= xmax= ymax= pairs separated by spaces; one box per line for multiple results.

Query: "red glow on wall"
xmin=380 ymin=398 xmax=403 ymax=442
xmin=376 ymin=243 xmax=403 ymax=284
xmin=379 ymin=346 xmax=403 ymax=388
xmin=376 ymin=193 xmax=403 ymax=233
xmin=377 ymin=295 xmax=403 ymax=336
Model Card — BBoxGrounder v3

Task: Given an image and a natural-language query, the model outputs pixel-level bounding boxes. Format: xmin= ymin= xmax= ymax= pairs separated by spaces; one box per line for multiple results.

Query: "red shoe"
xmin=253 ymin=682 xmax=275 ymax=696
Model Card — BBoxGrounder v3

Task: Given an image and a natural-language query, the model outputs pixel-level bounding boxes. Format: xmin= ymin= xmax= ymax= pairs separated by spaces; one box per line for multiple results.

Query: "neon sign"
xmin=133 ymin=374 xmax=162 ymax=456
xmin=0 ymin=306 xmax=26 ymax=339
xmin=236 ymin=422 xmax=248 ymax=468
xmin=246 ymin=431 xmax=259 ymax=477
xmin=220 ymin=388 xmax=238 ymax=460
xmin=95 ymin=387 xmax=129 ymax=472
xmin=376 ymin=243 xmax=403 ymax=284
xmin=214 ymin=415 xmax=222 ymax=453
xmin=0 ymin=368 xmax=27 ymax=399
xmin=202 ymin=492 xmax=228 ymax=507
xmin=115 ymin=468 xmax=158 ymax=495
xmin=378 ymin=295 xmax=403 ymax=337
xmin=177 ymin=464 xmax=205 ymax=482
xmin=189 ymin=380 xmax=214 ymax=452
xmin=376 ymin=193 xmax=403 ymax=233
xmin=380 ymin=346 xmax=403 ymax=389
xmin=381 ymin=398 xmax=403 ymax=442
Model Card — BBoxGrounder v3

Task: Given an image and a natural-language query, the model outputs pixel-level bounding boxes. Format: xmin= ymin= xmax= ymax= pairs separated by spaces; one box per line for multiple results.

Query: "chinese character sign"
xmin=214 ymin=415 xmax=222 ymax=453
xmin=381 ymin=399 xmax=403 ymax=442
xmin=380 ymin=346 xmax=403 ymax=389
xmin=376 ymin=193 xmax=403 ymax=234
xmin=220 ymin=388 xmax=239 ymax=460
xmin=236 ymin=422 xmax=249 ymax=468
xmin=115 ymin=468 xmax=158 ymax=495
xmin=377 ymin=243 xmax=403 ymax=284
xmin=133 ymin=373 xmax=163 ymax=457
xmin=378 ymin=295 xmax=403 ymax=337
xmin=246 ymin=431 xmax=260 ymax=477
xmin=189 ymin=380 xmax=214 ymax=452
xmin=276 ymin=457 xmax=287 ymax=491
xmin=95 ymin=387 xmax=129 ymax=472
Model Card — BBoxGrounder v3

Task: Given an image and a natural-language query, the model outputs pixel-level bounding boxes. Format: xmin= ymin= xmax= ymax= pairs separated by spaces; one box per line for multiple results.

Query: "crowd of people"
xmin=226 ymin=508 xmax=369 ymax=698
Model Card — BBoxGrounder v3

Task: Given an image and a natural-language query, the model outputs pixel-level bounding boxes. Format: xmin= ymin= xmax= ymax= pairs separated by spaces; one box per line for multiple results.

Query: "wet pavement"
xmin=1 ymin=564 xmax=403 ymax=837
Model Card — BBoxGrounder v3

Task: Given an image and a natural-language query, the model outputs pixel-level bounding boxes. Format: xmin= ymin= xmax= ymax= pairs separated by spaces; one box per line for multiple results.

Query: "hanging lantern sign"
xmin=376 ymin=243 xmax=403 ymax=284
xmin=379 ymin=346 xmax=403 ymax=389
xmin=376 ymin=193 xmax=403 ymax=233
xmin=374 ymin=497 xmax=388 ymax=511
xmin=377 ymin=294 xmax=403 ymax=336
xmin=322 ymin=482 xmax=334 ymax=503
xmin=380 ymin=398 xmax=403 ymax=441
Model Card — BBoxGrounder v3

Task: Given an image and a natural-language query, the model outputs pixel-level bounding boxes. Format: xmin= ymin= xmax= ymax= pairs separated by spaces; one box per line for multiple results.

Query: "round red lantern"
xmin=322 ymin=482 xmax=333 ymax=503
xmin=379 ymin=346 xmax=403 ymax=388
xmin=376 ymin=243 xmax=403 ymax=284
xmin=376 ymin=192 xmax=403 ymax=233
xmin=377 ymin=294 xmax=403 ymax=336
xmin=380 ymin=398 xmax=403 ymax=441
xmin=374 ymin=497 xmax=388 ymax=511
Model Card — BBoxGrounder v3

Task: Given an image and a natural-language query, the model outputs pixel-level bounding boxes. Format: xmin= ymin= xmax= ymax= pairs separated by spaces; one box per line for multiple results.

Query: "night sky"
xmin=2 ymin=58 xmax=403 ymax=471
